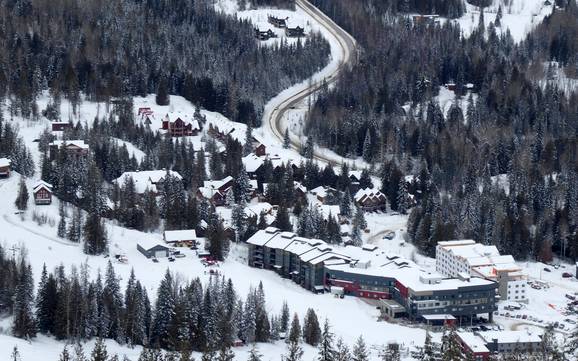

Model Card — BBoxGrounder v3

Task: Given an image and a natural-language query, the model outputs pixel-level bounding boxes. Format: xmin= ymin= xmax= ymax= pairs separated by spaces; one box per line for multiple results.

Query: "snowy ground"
xmin=453 ymin=0 xmax=553 ymax=42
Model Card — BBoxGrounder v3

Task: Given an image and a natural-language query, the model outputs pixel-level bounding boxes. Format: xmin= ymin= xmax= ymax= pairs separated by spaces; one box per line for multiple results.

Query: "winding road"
xmin=262 ymin=0 xmax=358 ymax=167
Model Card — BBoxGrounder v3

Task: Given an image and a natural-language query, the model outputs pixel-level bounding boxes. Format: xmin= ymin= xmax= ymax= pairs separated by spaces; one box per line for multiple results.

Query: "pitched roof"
xmin=33 ymin=180 xmax=53 ymax=193
xmin=164 ymin=229 xmax=197 ymax=242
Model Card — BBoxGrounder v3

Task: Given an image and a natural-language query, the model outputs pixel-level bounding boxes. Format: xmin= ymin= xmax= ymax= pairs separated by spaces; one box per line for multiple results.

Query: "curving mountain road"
xmin=262 ymin=0 xmax=358 ymax=167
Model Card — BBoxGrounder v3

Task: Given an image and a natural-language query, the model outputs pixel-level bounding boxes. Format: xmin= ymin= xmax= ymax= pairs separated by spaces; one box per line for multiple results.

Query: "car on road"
xmin=382 ymin=231 xmax=395 ymax=240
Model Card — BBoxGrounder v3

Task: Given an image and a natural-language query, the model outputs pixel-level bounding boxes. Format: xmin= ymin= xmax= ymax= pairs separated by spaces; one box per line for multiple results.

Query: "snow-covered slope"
xmin=454 ymin=0 xmax=553 ymax=42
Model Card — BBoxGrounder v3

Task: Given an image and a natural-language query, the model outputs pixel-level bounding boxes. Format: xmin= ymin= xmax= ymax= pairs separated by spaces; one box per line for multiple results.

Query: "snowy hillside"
xmin=454 ymin=0 xmax=553 ymax=42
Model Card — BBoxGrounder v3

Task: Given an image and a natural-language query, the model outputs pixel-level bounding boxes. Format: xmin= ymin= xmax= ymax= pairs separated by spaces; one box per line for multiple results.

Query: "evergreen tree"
xmin=352 ymin=336 xmax=369 ymax=361
xmin=303 ymin=308 xmax=321 ymax=346
xmin=57 ymin=213 xmax=67 ymax=238
xmin=335 ymin=338 xmax=351 ymax=361
xmin=83 ymin=213 xmax=107 ymax=255
xmin=441 ymin=328 xmax=463 ymax=361
xmin=287 ymin=313 xmax=301 ymax=343
xmin=379 ymin=344 xmax=400 ymax=361
xmin=280 ymin=301 xmax=290 ymax=333
xmin=156 ymin=78 xmax=170 ymax=106
xmin=59 ymin=346 xmax=72 ymax=361
xmin=14 ymin=177 xmax=29 ymax=211
xmin=283 ymin=129 xmax=290 ymax=149
xmin=247 ymin=344 xmax=262 ymax=361
xmin=91 ymin=338 xmax=108 ymax=361
xmin=12 ymin=258 xmax=36 ymax=339
xmin=396 ymin=179 xmax=410 ymax=215
xmin=285 ymin=339 xmax=304 ymax=361
xmin=318 ymin=319 xmax=335 ymax=361
xmin=275 ymin=205 xmax=292 ymax=232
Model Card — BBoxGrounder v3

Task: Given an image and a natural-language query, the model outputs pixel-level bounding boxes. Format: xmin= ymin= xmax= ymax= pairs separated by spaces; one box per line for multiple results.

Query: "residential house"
xmin=33 ymin=181 xmax=53 ymax=205
xmin=268 ymin=15 xmax=288 ymax=28
xmin=114 ymin=170 xmax=183 ymax=194
xmin=49 ymin=140 xmax=89 ymax=160
xmin=0 ymin=158 xmax=11 ymax=178
xmin=254 ymin=28 xmax=277 ymax=41
xmin=354 ymin=188 xmax=387 ymax=211
xmin=162 ymin=112 xmax=201 ymax=137
xmin=285 ymin=26 xmax=305 ymax=37
xmin=163 ymin=229 xmax=197 ymax=247
xmin=310 ymin=186 xmax=337 ymax=203
xmin=455 ymin=332 xmax=491 ymax=361
xmin=197 ymin=176 xmax=234 ymax=206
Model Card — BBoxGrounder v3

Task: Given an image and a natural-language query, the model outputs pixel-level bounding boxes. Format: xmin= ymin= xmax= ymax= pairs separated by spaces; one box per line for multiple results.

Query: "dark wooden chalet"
xmin=33 ymin=181 xmax=53 ymax=205
xmin=285 ymin=26 xmax=305 ymax=37
xmin=162 ymin=116 xmax=200 ymax=137
xmin=254 ymin=28 xmax=277 ymax=41
xmin=268 ymin=15 xmax=288 ymax=28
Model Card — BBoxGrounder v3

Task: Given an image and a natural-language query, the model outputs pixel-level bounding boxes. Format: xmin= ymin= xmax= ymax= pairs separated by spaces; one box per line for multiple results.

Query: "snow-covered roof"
xmin=164 ymin=229 xmax=197 ymax=242
xmin=33 ymin=180 xmax=53 ymax=192
xmin=0 ymin=157 xmax=11 ymax=167
xmin=245 ymin=203 xmax=272 ymax=218
xmin=114 ymin=170 xmax=183 ymax=193
xmin=315 ymin=204 xmax=340 ymax=220
xmin=243 ymin=154 xmax=264 ymax=173
xmin=203 ymin=176 xmax=234 ymax=190
xmin=49 ymin=140 xmax=89 ymax=149
xmin=164 ymin=112 xmax=201 ymax=130
xmin=456 ymin=332 xmax=490 ymax=353
xmin=349 ymin=170 xmax=362 ymax=181
xmin=354 ymin=188 xmax=385 ymax=202
xmin=476 ymin=330 xmax=541 ymax=344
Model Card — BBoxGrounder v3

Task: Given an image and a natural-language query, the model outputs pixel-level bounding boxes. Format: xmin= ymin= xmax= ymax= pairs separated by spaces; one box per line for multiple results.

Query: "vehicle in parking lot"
xmin=563 ymin=272 xmax=573 ymax=278
xmin=152 ymin=258 xmax=159 ymax=263
xmin=544 ymin=267 xmax=552 ymax=272
xmin=566 ymin=294 xmax=576 ymax=301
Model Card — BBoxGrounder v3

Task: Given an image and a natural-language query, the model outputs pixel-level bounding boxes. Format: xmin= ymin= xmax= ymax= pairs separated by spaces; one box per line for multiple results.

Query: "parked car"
xmin=562 ymin=272 xmax=573 ymax=278
xmin=382 ymin=231 xmax=396 ymax=240
xmin=544 ymin=267 xmax=552 ymax=272
xmin=566 ymin=294 xmax=576 ymax=301
xmin=152 ymin=258 xmax=159 ymax=263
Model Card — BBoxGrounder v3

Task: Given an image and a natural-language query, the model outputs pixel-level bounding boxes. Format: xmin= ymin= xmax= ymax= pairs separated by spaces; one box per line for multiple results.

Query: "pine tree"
xmin=217 ymin=347 xmax=234 ymax=361
xmin=303 ymin=308 xmax=321 ymax=346
xmin=156 ymin=77 xmax=170 ymax=106
xmin=243 ymin=124 xmax=253 ymax=156
xmin=151 ymin=270 xmax=176 ymax=349
xmin=379 ymin=344 xmax=400 ymax=361
xmin=275 ymin=205 xmax=292 ymax=232
xmin=280 ymin=301 xmax=290 ymax=333
xmin=318 ymin=319 xmax=335 ymax=361
xmin=83 ymin=213 xmax=107 ymax=255
xmin=57 ymin=213 xmax=67 ymax=238
xmin=396 ymin=179 xmax=410 ymax=215
xmin=91 ymin=338 xmax=108 ymax=361
xmin=287 ymin=313 xmax=301 ymax=343
xmin=335 ymin=338 xmax=351 ymax=361
xmin=283 ymin=129 xmax=290 ymax=149
xmin=352 ymin=336 xmax=369 ymax=361
xmin=340 ymin=189 xmax=352 ymax=218
xmin=441 ymin=328 xmax=463 ymax=361
xmin=12 ymin=258 xmax=36 ymax=339
xmin=14 ymin=177 xmax=29 ymax=211
xmin=420 ymin=332 xmax=435 ymax=361
xmin=362 ymin=129 xmax=372 ymax=162
xmin=247 ymin=344 xmax=262 ymax=361
xmin=285 ymin=339 xmax=304 ymax=361
xmin=59 ymin=346 xmax=72 ymax=361
xmin=73 ymin=343 xmax=88 ymax=361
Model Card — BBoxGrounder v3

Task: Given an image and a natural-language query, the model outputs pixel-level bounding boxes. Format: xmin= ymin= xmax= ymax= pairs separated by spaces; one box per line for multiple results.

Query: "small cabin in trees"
xmin=0 ymin=158 xmax=11 ymax=178
xmin=51 ymin=121 xmax=72 ymax=132
xmin=354 ymin=188 xmax=387 ymax=211
xmin=268 ymin=15 xmax=288 ymax=28
xmin=164 ymin=229 xmax=197 ymax=247
xmin=310 ymin=186 xmax=337 ymax=204
xmin=49 ymin=140 xmax=89 ymax=160
xmin=255 ymin=143 xmax=267 ymax=156
xmin=412 ymin=15 xmax=440 ymax=26
xmin=254 ymin=28 xmax=277 ymax=41
xmin=197 ymin=176 xmax=235 ymax=206
xmin=138 ymin=107 xmax=153 ymax=117
xmin=285 ymin=26 xmax=305 ymax=37
xmin=33 ymin=181 xmax=53 ymax=205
